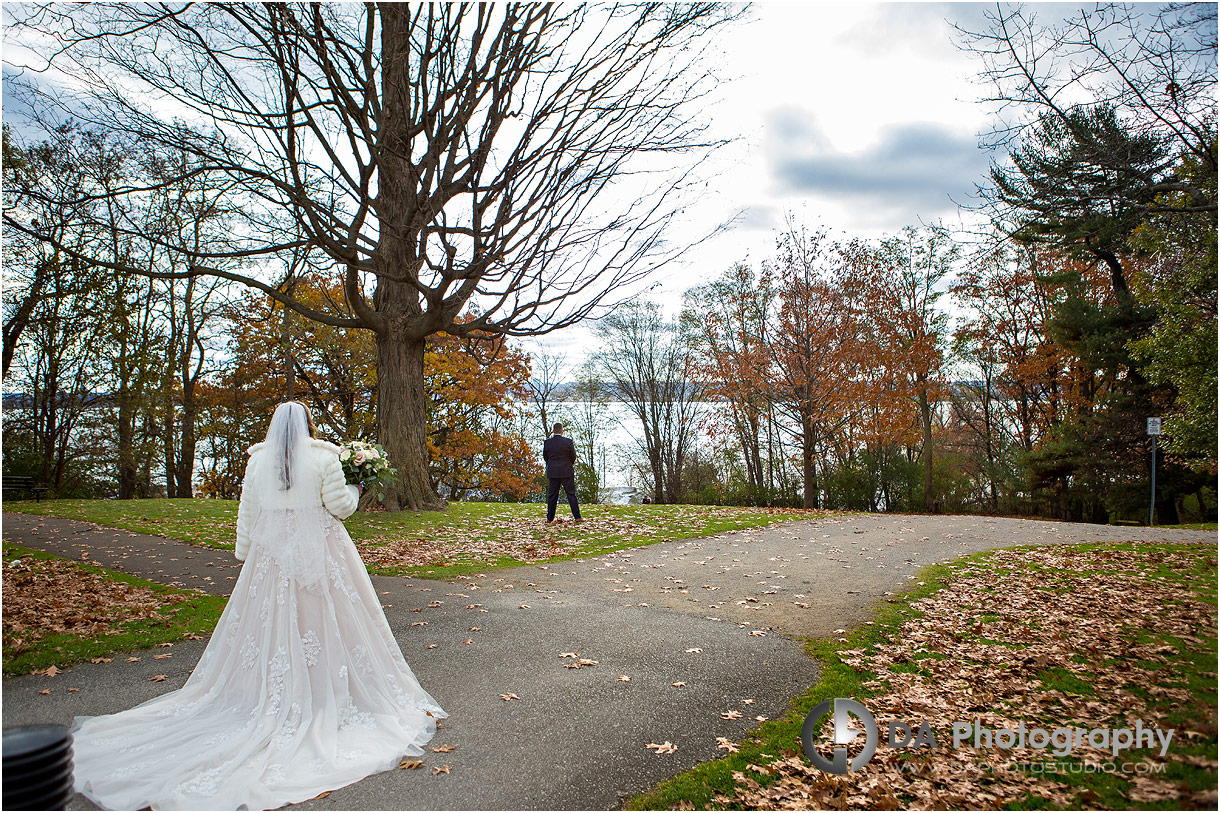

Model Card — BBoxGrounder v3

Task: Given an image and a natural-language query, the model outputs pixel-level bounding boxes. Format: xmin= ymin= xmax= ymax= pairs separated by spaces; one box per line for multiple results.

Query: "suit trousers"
xmin=546 ymin=476 xmax=581 ymax=521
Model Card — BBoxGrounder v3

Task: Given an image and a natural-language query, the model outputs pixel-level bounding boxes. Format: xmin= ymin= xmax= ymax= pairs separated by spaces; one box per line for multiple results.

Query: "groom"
xmin=543 ymin=423 xmax=582 ymax=523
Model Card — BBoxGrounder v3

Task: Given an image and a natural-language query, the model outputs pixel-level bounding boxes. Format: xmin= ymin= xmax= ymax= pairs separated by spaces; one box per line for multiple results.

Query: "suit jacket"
xmin=543 ymin=434 xmax=577 ymax=479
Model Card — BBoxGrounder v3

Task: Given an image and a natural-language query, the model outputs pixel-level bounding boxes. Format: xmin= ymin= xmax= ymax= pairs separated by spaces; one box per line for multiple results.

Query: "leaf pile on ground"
xmin=354 ymin=506 xmax=822 ymax=572
xmin=2 ymin=555 xmax=191 ymax=658
xmin=715 ymin=545 xmax=1217 ymax=810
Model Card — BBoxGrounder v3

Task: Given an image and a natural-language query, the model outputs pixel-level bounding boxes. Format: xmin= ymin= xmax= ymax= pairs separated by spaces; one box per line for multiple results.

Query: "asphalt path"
xmin=2 ymin=512 xmax=1213 ymax=809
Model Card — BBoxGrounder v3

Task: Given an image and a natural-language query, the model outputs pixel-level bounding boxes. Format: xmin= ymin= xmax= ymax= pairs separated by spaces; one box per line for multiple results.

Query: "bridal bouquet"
xmin=338 ymin=440 xmax=396 ymax=501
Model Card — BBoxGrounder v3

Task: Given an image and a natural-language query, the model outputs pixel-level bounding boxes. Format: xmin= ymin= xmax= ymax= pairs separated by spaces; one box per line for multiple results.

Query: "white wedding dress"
xmin=71 ymin=404 xmax=446 ymax=810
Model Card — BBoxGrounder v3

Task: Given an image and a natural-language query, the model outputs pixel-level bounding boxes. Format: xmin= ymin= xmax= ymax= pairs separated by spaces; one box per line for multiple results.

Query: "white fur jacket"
xmin=234 ymin=439 xmax=360 ymax=561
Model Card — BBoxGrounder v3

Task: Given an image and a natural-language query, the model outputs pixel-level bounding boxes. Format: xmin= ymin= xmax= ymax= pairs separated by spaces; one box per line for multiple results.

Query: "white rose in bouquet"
xmin=338 ymin=439 xmax=397 ymax=504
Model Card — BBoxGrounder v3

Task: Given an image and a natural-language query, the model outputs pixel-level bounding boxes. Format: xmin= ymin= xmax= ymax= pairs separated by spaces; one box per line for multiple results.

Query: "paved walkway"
xmin=2 ymin=512 xmax=1213 ymax=809
xmin=2 ymin=513 xmax=241 ymax=595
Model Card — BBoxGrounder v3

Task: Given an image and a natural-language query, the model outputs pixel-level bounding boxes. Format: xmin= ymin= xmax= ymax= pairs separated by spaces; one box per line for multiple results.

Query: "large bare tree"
xmin=591 ymin=299 xmax=702 ymax=504
xmin=4 ymin=3 xmax=738 ymax=509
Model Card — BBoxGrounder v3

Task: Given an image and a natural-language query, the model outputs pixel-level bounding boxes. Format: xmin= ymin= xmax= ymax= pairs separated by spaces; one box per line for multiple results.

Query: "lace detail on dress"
xmin=271 ymin=703 xmax=302 ymax=751
xmin=302 ymin=629 xmax=321 ymax=667
xmin=175 ymin=767 xmax=223 ymax=799
xmin=221 ymin=609 xmax=243 ymax=648
xmin=266 ymin=647 xmax=290 ymax=716
xmin=338 ymin=699 xmax=376 ymax=731
xmin=352 ymin=644 xmax=375 ymax=676
xmin=327 ymin=554 xmax=360 ymax=603
xmin=241 ymin=634 xmax=259 ymax=670
xmin=109 ymin=756 xmax=157 ymax=780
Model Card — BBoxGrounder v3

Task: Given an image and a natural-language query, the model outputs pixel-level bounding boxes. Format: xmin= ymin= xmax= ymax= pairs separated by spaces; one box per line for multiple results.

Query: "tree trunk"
xmin=1094 ymin=249 xmax=1133 ymax=308
xmin=281 ymin=295 xmax=296 ymax=400
xmin=1155 ymin=493 xmax=1181 ymax=526
xmin=366 ymin=8 xmax=445 ymax=513
xmin=917 ymin=377 xmax=934 ymax=512
xmin=651 ymin=451 xmax=665 ymax=504
xmin=376 ymin=333 xmax=444 ymax=511
xmin=176 ymin=394 xmax=196 ymax=498
xmin=163 ymin=394 xmax=177 ymax=498
xmin=118 ymin=398 xmax=137 ymax=499
xmin=801 ymin=416 xmax=817 ymax=509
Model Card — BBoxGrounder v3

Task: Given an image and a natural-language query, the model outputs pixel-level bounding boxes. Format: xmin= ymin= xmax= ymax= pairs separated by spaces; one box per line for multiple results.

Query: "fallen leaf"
xmin=646 ymin=741 xmax=678 ymax=754
xmin=500 ymin=693 xmax=519 ymax=701
xmin=432 ymin=744 xmax=457 ymax=753
xmin=618 ymin=675 xmax=631 ymax=681
xmin=431 ymin=765 xmax=452 ymax=775
xmin=398 ymin=760 xmax=424 ymax=770
xmin=149 ymin=674 xmax=168 ymax=682
xmin=671 ymin=681 xmax=687 ymax=687
xmin=721 ymin=710 xmax=743 ymax=719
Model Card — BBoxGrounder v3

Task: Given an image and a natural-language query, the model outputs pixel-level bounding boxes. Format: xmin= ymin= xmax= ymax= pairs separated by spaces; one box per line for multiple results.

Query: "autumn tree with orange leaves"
xmin=206 ymin=283 xmax=538 ymax=503
xmin=766 ymin=224 xmax=857 ymax=509
xmin=848 ymin=227 xmax=956 ymax=512
xmin=684 ymin=263 xmax=774 ymax=503
xmin=951 ymin=242 xmax=1079 ymax=508
xmin=426 ymin=328 xmax=538 ymax=501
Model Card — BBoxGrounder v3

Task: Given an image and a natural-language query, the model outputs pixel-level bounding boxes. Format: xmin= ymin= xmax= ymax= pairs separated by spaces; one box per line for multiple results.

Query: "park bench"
xmin=2 ymin=475 xmax=49 ymax=502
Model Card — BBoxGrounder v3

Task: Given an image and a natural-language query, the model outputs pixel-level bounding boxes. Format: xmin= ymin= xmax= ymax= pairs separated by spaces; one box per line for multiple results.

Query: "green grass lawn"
xmin=3 ymin=498 xmax=824 ymax=579
xmin=629 ymin=541 xmax=1218 ymax=810
xmin=2 ymin=544 xmax=228 ymax=677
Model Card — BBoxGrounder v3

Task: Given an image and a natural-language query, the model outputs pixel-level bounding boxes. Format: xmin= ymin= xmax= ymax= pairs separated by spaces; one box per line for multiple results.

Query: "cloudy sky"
xmin=3 ymin=2 xmax=1093 ymax=367
xmin=525 ymin=1 xmax=1103 ymax=365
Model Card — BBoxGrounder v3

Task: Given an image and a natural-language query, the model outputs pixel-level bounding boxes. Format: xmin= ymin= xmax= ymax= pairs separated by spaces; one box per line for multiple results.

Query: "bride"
xmin=71 ymin=401 xmax=446 ymax=810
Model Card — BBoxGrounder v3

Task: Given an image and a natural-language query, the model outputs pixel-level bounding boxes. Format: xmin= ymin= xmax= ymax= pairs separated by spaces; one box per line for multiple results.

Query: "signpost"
xmin=1147 ymin=418 xmax=1162 ymax=526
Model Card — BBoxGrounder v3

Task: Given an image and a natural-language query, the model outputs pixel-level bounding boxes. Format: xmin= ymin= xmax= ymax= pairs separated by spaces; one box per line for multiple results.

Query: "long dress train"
xmin=70 ymin=505 xmax=445 ymax=810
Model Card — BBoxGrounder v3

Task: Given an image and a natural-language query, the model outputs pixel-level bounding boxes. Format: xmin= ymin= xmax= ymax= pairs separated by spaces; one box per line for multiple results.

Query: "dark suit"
xmin=543 ymin=434 xmax=581 ymax=521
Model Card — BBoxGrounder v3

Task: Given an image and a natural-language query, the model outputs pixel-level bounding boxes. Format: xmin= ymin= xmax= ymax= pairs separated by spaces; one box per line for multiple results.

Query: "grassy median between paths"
xmin=2 ymin=544 xmax=228 ymax=677
xmin=629 ymin=541 xmax=1217 ymax=811
xmin=3 ymin=499 xmax=826 ymax=579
